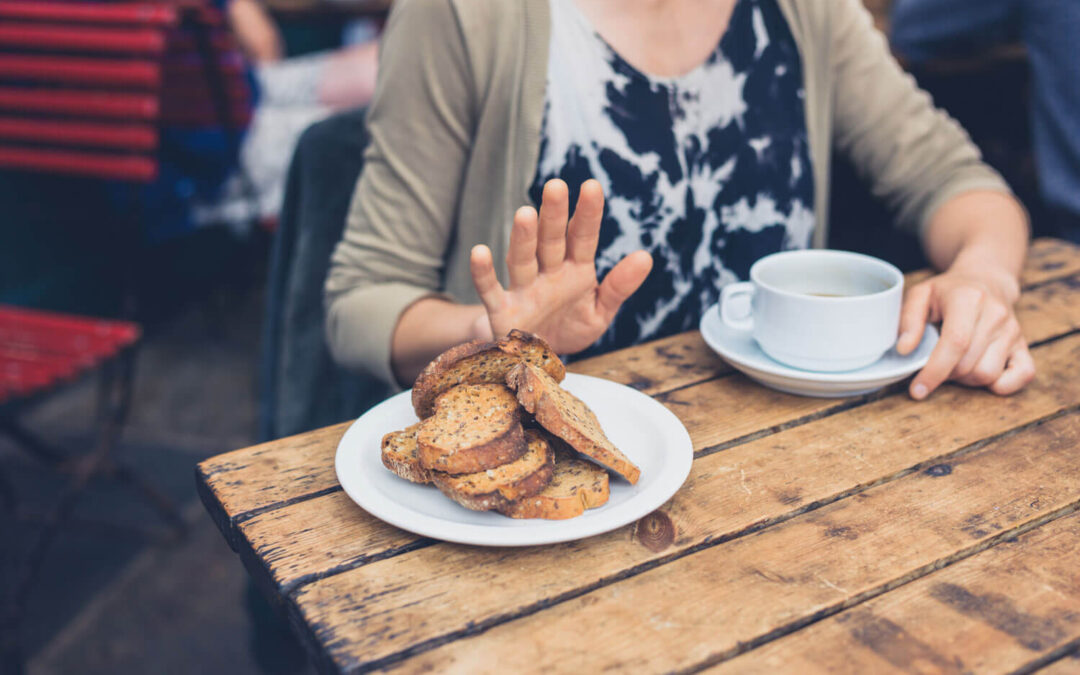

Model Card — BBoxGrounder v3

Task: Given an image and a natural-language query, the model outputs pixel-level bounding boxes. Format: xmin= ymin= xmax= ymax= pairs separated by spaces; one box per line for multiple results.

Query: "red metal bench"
xmin=0 ymin=304 xmax=139 ymax=404
xmin=0 ymin=0 xmax=250 ymax=182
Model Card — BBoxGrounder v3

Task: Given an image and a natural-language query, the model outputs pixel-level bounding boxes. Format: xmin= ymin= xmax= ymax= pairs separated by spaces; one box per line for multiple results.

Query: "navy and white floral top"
xmin=530 ymin=0 xmax=815 ymax=355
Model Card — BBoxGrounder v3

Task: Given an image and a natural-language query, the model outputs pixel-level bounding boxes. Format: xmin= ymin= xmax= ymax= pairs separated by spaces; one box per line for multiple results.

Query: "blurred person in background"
xmin=326 ymin=0 xmax=1036 ymax=403
xmin=193 ymin=0 xmax=380 ymax=231
xmin=892 ymin=0 xmax=1080 ymax=245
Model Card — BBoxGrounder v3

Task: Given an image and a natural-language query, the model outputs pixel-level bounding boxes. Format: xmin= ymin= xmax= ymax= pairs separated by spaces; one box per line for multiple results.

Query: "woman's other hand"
xmin=469 ymin=179 xmax=653 ymax=354
xmin=897 ymin=263 xmax=1034 ymax=400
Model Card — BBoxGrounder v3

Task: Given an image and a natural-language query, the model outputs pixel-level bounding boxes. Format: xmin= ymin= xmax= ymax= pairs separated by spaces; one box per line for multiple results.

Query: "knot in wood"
xmin=924 ymin=463 xmax=952 ymax=477
xmin=635 ymin=510 xmax=675 ymax=552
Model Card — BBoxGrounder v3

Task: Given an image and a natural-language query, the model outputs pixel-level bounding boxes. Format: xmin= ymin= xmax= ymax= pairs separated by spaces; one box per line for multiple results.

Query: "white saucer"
xmin=699 ymin=304 xmax=939 ymax=398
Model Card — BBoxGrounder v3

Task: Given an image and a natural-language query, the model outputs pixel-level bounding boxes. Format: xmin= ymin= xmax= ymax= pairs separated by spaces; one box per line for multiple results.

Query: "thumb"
xmin=897 ymin=282 xmax=932 ymax=355
xmin=596 ymin=250 xmax=653 ymax=323
xmin=470 ymin=244 xmax=505 ymax=313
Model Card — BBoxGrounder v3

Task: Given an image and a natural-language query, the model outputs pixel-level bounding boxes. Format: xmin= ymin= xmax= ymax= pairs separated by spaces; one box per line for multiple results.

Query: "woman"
xmin=325 ymin=0 xmax=1033 ymax=401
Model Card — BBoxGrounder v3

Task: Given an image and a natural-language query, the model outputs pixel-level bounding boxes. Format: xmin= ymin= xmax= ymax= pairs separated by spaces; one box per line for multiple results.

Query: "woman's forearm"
xmin=227 ymin=0 xmax=283 ymax=64
xmin=390 ymin=298 xmax=490 ymax=387
xmin=923 ymin=190 xmax=1029 ymax=298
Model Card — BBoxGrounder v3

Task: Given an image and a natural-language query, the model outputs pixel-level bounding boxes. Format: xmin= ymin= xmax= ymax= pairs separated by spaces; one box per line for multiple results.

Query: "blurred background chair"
xmin=259 ymin=106 xmax=387 ymax=442
xmin=0 ymin=306 xmax=151 ymax=675
xmin=0 ymin=1 xmax=253 ymax=672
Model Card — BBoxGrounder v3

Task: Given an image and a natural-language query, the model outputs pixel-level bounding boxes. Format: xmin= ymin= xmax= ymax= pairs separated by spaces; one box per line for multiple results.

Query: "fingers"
xmin=470 ymin=245 xmax=504 ymax=312
xmin=953 ymin=298 xmax=1009 ymax=378
xmin=989 ymin=341 xmax=1036 ymax=396
xmin=955 ymin=332 xmax=1013 ymax=388
xmin=567 ymin=179 xmax=605 ymax=264
xmin=909 ymin=287 xmax=981 ymax=400
xmin=506 ymin=206 xmax=539 ymax=289
xmin=537 ymin=179 xmax=569 ymax=272
xmin=897 ymin=282 xmax=932 ymax=355
xmin=596 ymin=250 xmax=653 ymax=322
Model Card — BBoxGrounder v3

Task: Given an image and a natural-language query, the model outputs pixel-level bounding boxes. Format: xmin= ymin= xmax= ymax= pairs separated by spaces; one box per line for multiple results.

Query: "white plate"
xmin=699 ymin=304 xmax=939 ymax=397
xmin=334 ymin=373 xmax=694 ymax=547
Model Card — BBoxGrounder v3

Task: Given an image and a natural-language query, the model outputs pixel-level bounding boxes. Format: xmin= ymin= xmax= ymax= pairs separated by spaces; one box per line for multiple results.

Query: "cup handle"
xmin=720 ymin=282 xmax=755 ymax=332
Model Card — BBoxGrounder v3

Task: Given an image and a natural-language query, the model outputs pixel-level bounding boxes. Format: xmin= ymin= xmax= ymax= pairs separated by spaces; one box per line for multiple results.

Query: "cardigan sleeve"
xmin=324 ymin=0 xmax=475 ymax=386
xmin=828 ymin=0 xmax=1014 ymax=237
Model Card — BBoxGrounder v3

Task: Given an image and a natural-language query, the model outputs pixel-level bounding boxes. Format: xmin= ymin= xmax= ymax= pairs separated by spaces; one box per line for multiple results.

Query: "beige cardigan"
xmin=325 ymin=0 xmax=1010 ymax=386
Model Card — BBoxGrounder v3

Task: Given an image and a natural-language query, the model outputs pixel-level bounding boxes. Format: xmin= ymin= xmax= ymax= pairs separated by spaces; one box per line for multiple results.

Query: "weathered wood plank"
xmin=238 ymin=491 xmax=426 ymax=593
xmin=250 ymin=330 xmax=1079 ymax=594
xmin=379 ymin=413 xmax=1080 ymax=674
xmin=1022 ymin=237 xmax=1080 ymax=286
xmin=1037 ymin=653 xmax=1080 ymax=675
xmin=212 ymin=270 xmax=1080 ymax=586
xmin=568 ymin=331 xmax=730 ymax=395
xmin=1017 ymin=275 xmax=1080 ymax=343
xmin=241 ymin=329 xmax=1079 ymax=595
xmin=710 ymin=511 xmax=1080 ymax=674
xmin=198 ymin=242 xmax=1078 ymax=542
xmin=196 ymin=422 xmax=350 ymax=544
xmin=287 ymin=337 xmax=1080 ymax=672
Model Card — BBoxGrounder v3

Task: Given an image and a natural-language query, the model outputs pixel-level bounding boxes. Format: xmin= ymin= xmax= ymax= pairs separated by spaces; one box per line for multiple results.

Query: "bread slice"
xmin=417 ymin=384 xmax=527 ymax=474
xmin=431 ymin=430 xmax=554 ymax=511
xmin=501 ymin=328 xmax=566 ymax=383
xmin=411 ymin=329 xmax=565 ymax=418
xmin=507 ymin=362 xmax=641 ymax=484
xmin=498 ymin=453 xmax=610 ymax=519
xmin=380 ymin=422 xmax=431 ymax=484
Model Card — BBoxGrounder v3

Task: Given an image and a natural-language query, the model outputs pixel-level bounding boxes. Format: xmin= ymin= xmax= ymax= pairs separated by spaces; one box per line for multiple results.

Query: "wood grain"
xmin=381 ymin=413 xmax=1080 ymax=674
xmin=191 ymin=239 xmax=1080 ymax=672
xmin=568 ymin=331 xmax=729 ymax=395
xmin=1017 ymin=275 xmax=1080 ymax=343
xmin=288 ymin=336 xmax=1080 ymax=672
xmin=197 ymin=240 xmax=1080 ymax=544
xmin=238 ymin=491 xmax=427 ymax=593
xmin=204 ymin=259 xmax=1080 ymax=604
xmin=1036 ymin=654 xmax=1080 ymax=675
xmin=196 ymin=421 xmax=350 ymax=545
xmin=711 ymin=511 xmax=1080 ymax=674
xmin=1022 ymin=238 xmax=1080 ymax=286
xmin=239 ymin=328 xmax=1079 ymax=596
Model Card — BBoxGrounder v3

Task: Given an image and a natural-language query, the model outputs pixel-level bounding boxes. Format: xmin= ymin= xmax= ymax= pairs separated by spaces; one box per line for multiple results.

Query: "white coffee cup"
xmin=720 ymin=250 xmax=904 ymax=372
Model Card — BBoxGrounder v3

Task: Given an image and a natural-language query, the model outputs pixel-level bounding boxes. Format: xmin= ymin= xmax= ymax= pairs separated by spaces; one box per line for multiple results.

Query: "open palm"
xmin=470 ymin=179 xmax=653 ymax=355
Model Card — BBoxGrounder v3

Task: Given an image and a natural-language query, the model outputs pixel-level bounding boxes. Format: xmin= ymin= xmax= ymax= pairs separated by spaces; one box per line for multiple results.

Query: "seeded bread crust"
xmin=431 ymin=430 xmax=554 ymax=511
xmin=498 ymin=454 xmax=610 ymax=519
xmin=417 ymin=384 xmax=527 ymax=474
xmin=411 ymin=330 xmax=565 ymax=418
xmin=500 ymin=329 xmax=566 ymax=382
xmin=380 ymin=422 xmax=431 ymax=484
xmin=507 ymin=362 xmax=641 ymax=485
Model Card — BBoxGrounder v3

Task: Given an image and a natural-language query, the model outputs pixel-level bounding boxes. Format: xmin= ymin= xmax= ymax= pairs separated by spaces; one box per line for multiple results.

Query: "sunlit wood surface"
xmin=199 ymin=238 xmax=1080 ymax=673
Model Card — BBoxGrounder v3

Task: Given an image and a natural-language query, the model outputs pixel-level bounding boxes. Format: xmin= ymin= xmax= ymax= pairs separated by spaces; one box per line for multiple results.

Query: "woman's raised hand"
xmin=469 ymin=179 xmax=653 ymax=354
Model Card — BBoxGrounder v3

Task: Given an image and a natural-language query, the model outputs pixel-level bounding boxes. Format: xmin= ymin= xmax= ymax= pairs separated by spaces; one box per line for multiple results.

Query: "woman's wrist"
xmin=946 ymin=246 xmax=1022 ymax=304
xmin=923 ymin=191 xmax=1027 ymax=300
xmin=391 ymin=298 xmax=490 ymax=385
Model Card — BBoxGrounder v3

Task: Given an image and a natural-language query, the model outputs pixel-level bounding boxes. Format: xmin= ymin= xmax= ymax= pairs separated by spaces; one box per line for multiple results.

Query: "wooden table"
xmin=198 ymin=237 xmax=1080 ymax=673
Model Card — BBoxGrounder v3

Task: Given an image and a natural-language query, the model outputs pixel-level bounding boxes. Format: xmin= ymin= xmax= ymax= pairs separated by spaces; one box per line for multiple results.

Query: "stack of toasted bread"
xmin=380 ymin=330 xmax=641 ymax=519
